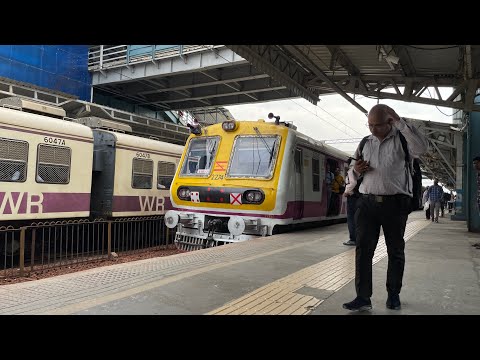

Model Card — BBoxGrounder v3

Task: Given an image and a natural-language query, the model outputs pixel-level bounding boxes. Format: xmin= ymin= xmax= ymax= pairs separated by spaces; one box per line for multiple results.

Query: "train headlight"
xmin=222 ymin=120 xmax=237 ymax=132
xmin=243 ymin=190 xmax=264 ymax=204
xmin=178 ymin=187 xmax=191 ymax=200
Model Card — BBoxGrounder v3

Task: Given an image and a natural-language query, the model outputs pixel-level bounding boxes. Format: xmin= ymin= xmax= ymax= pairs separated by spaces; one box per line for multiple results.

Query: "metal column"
xmin=468 ymin=98 xmax=480 ymax=232
xmin=452 ymin=131 xmax=466 ymax=220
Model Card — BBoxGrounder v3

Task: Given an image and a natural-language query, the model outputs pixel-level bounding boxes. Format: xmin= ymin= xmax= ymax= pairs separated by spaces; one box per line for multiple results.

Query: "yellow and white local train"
xmin=165 ymin=117 xmax=349 ymax=251
xmin=0 ymin=99 xmax=183 ymax=228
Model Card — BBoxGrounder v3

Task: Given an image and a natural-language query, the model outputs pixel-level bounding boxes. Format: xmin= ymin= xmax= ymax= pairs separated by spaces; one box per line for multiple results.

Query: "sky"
xmin=225 ymin=89 xmax=458 ymax=190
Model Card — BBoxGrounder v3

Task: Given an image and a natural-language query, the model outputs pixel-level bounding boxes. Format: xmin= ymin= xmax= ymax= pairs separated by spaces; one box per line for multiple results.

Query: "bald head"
xmin=368 ymin=104 xmax=390 ymax=122
xmin=366 ymin=104 xmax=394 ymax=140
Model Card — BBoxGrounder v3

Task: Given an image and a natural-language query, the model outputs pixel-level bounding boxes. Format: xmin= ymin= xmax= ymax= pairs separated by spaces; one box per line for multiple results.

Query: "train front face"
xmin=165 ymin=120 xmax=289 ymax=251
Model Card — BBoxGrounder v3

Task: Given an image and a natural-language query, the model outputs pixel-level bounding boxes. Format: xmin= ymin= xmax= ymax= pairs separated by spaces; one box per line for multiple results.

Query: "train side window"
xmin=157 ymin=161 xmax=176 ymax=190
xmin=132 ymin=158 xmax=153 ymax=189
xmin=312 ymin=157 xmax=320 ymax=192
xmin=36 ymin=144 xmax=71 ymax=184
xmin=0 ymin=137 xmax=28 ymax=183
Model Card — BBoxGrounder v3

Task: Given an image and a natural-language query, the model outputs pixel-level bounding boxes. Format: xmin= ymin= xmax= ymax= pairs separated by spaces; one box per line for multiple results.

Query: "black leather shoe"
xmin=342 ymin=296 xmax=372 ymax=311
xmin=386 ymin=294 xmax=401 ymax=310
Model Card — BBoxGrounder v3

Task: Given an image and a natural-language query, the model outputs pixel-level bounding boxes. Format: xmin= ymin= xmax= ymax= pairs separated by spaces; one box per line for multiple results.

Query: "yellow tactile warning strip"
xmin=207 ymin=220 xmax=430 ymax=315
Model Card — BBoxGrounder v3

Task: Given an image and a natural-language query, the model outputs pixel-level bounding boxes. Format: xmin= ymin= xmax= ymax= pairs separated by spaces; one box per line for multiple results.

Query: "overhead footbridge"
xmin=88 ymin=45 xmax=311 ymax=111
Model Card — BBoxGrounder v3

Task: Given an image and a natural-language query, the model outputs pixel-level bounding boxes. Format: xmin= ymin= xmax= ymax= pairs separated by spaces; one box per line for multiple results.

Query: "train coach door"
xmin=293 ymin=147 xmax=304 ymax=220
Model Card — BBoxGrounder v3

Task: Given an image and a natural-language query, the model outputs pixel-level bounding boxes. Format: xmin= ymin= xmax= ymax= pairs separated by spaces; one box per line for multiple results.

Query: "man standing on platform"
xmin=342 ymin=104 xmax=428 ymax=312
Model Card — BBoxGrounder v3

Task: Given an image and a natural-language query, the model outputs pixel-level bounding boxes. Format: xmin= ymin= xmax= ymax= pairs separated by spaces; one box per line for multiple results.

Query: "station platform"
xmin=0 ymin=210 xmax=479 ymax=315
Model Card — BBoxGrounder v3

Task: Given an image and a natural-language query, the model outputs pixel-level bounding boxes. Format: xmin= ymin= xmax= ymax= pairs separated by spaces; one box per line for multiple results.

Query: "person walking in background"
xmin=446 ymin=191 xmax=454 ymax=213
xmin=441 ymin=191 xmax=451 ymax=217
xmin=325 ymin=164 xmax=334 ymax=215
xmin=342 ymin=104 xmax=428 ymax=312
xmin=428 ymin=179 xmax=443 ymax=223
xmin=440 ymin=194 xmax=445 ymax=218
xmin=422 ymin=186 xmax=430 ymax=220
xmin=343 ymin=158 xmax=359 ymax=246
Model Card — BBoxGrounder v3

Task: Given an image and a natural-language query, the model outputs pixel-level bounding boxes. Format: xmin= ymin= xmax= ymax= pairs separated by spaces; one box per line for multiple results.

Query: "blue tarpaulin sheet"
xmin=0 ymin=45 xmax=91 ymax=100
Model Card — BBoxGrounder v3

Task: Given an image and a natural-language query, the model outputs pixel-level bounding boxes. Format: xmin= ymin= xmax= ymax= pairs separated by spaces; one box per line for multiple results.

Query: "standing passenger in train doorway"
xmin=342 ymin=104 xmax=428 ymax=312
xmin=325 ymin=163 xmax=334 ymax=215
xmin=330 ymin=167 xmax=345 ymax=215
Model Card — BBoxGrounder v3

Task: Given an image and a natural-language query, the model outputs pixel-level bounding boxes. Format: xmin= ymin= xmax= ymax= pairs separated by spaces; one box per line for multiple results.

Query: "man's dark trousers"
xmin=354 ymin=195 xmax=409 ymax=298
xmin=347 ymin=195 xmax=358 ymax=242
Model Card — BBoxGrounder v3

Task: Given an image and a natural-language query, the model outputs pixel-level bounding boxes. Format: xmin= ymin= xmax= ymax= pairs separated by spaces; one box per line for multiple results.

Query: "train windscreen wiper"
xmin=253 ymin=127 xmax=273 ymax=158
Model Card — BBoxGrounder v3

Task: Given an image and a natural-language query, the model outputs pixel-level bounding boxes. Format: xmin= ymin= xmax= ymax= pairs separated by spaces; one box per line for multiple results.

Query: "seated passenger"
xmin=11 ymin=170 xmax=20 ymax=181
xmin=157 ymin=177 xmax=173 ymax=189
xmin=199 ymin=156 xmax=207 ymax=170
xmin=188 ymin=161 xmax=198 ymax=174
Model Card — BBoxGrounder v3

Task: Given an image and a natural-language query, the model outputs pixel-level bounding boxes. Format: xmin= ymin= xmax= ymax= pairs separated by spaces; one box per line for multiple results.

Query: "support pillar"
xmin=468 ymin=103 xmax=480 ymax=232
xmin=452 ymin=131 xmax=466 ymax=220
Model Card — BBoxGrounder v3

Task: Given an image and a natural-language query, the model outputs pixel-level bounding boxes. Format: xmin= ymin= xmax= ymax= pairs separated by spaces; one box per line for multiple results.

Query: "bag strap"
xmin=353 ymin=136 xmax=370 ymax=193
xmin=398 ymin=131 xmax=410 ymax=164
xmin=357 ymin=131 xmax=412 ymax=194
xmin=358 ymin=135 xmax=370 ymax=157
xmin=358 ymin=133 xmax=409 ymax=164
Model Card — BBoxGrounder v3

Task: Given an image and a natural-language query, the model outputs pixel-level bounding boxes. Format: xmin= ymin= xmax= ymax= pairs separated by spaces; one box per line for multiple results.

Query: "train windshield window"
xmin=157 ymin=161 xmax=176 ymax=189
xmin=180 ymin=136 xmax=219 ymax=177
xmin=227 ymin=135 xmax=280 ymax=178
xmin=0 ymin=138 xmax=28 ymax=183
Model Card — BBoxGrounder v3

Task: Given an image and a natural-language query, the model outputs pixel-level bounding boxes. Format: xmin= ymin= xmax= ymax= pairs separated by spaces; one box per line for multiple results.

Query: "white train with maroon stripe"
xmin=165 ymin=115 xmax=349 ymax=251
xmin=0 ymin=97 xmax=183 ymax=228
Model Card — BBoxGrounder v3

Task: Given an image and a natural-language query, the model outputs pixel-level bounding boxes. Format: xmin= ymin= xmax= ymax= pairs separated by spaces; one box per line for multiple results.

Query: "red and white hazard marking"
xmin=190 ymin=191 xmax=200 ymax=203
xmin=230 ymin=193 xmax=242 ymax=205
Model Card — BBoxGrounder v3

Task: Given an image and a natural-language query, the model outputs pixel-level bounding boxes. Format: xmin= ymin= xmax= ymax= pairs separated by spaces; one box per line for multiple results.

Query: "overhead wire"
xmin=426 ymin=88 xmax=462 ymax=117
xmin=203 ymin=45 xmax=364 ymax=139
xmin=406 ymin=45 xmax=459 ymax=51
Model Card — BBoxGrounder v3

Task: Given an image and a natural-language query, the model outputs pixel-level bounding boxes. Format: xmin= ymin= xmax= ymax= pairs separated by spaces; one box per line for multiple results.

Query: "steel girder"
xmin=228 ymin=45 xmax=480 ymax=114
